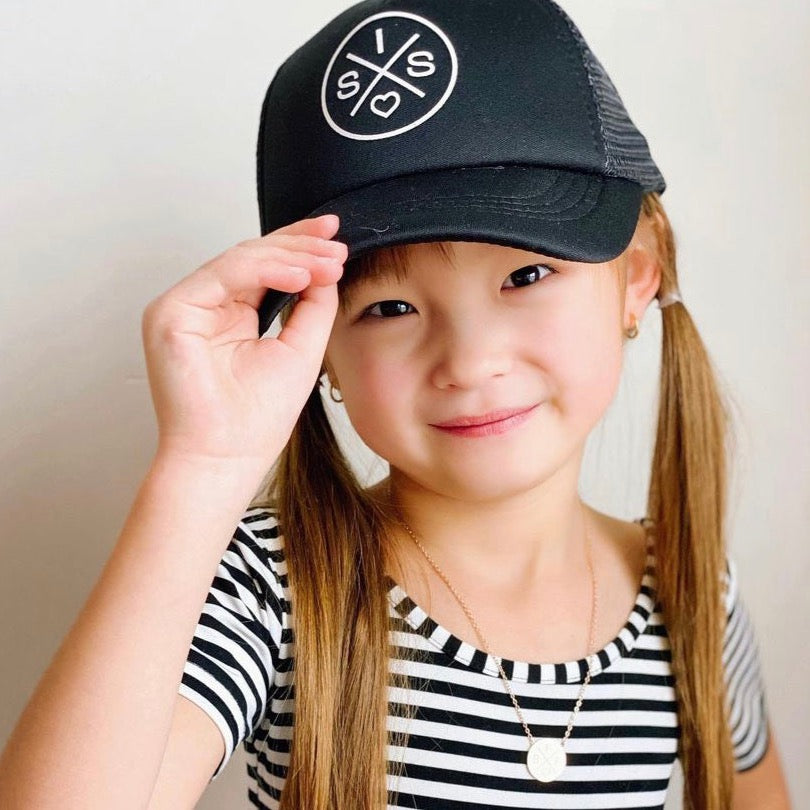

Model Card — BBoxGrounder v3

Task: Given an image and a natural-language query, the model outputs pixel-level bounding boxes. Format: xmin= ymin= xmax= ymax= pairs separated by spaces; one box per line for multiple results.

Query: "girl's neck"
xmin=376 ymin=454 xmax=595 ymax=592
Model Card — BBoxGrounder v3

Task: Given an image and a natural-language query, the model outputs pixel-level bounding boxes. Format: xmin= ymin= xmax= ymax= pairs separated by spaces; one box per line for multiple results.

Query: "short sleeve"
xmin=178 ymin=507 xmax=286 ymax=781
xmin=722 ymin=554 xmax=771 ymax=772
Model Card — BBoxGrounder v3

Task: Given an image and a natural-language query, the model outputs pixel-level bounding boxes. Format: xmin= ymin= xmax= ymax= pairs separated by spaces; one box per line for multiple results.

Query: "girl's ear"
xmin=321 ymin=358 xmax=340 ymax=390
xmin=622 ymin=216 xmax=663 ymax=326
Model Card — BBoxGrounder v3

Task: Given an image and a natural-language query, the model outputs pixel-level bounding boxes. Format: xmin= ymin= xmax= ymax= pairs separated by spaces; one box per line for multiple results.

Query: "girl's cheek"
xmin=341 ymin=367 xmax=414 ymax=465
xmin=543 ymin=302 xmax=623 ymax=402
xmin=340 ymin=348 xmax=413 ymax=420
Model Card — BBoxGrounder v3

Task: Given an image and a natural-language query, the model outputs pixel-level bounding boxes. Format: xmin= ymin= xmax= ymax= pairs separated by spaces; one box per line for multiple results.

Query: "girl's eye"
xmin=502 ymin=264 xmax=555 ymax=288
xmin=362 ymin=300 xmax=415 ymax=318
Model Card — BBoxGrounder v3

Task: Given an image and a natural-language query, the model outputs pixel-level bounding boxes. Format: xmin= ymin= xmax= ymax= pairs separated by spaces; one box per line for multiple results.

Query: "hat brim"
xmin=257 ymin=165 xmax=643 ymax=336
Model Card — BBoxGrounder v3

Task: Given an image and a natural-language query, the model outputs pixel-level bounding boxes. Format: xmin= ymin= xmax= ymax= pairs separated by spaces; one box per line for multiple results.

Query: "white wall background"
xmin=1 ymin=1 xmax=806 ymax=807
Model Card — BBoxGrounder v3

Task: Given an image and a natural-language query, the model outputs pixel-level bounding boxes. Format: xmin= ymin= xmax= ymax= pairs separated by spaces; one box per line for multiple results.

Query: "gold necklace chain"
xmin=396 ymin=503 xmax=598 ymax=782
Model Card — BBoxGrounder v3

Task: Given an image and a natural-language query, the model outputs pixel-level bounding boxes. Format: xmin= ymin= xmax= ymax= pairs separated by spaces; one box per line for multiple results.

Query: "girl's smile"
xmin=429 ymin=402 xmax=542 ymax=437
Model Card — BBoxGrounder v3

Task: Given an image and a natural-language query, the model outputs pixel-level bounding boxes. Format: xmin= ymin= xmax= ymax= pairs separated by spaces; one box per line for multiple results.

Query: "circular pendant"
xmin=526 ymin=738 xmax=566 ymax=783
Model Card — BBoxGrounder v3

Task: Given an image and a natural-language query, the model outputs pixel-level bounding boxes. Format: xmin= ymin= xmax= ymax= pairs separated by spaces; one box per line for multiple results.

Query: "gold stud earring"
xmin=624 ymin=313 xmax=639 ymax=339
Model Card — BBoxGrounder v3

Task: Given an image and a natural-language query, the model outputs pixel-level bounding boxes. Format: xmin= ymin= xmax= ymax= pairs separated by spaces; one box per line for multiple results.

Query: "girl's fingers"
xmin=276 ymin=282 xmax=339 ymax=360
xmin=235 ymin=229 xmax=347 ymax=257
xmin=273 ymin=213 xmax=340 ymax=239
xmin=157 ymin=231 xmax=346 ymax=314
xmin=158 ymin=262 xmax=313 ymax=317
xmin=233 ymin=239 xmax=347 ymax=265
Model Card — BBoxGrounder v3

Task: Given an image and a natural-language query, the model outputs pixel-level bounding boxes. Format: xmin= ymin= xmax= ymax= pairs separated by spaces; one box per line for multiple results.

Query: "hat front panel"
xmin=258 ymin=0 xmax=605 ymax=233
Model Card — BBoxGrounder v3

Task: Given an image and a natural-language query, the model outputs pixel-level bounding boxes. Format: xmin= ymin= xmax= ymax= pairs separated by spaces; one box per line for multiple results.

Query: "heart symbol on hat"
xmin=370 ymin=92 xmax=401 ymax=119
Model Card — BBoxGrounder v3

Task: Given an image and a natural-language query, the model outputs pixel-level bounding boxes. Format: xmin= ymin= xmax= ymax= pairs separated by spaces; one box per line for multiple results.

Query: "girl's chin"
xmin=393 ymin=464 xmax=557 ymax=505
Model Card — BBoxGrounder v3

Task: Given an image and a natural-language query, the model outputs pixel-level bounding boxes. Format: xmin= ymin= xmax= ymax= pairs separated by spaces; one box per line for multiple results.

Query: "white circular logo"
xmin=321 ymin=11 xmax=458 ymax=141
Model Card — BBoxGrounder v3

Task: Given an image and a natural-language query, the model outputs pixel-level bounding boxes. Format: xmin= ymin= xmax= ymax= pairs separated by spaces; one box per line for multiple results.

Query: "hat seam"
xmin=389 ymin=174 xmax=598 ymax=216
xmin=309 ymin=163 xmax=596 ymax=204
xmin=308 ymin=166 xmax=607 ymax=222
xmin=387 ymin=191 xmax=599 ymax=221
xmin=550 ymin=1 xmax=666 ymax=192
xmin=546 ymin=0 xmax=605 ymax=173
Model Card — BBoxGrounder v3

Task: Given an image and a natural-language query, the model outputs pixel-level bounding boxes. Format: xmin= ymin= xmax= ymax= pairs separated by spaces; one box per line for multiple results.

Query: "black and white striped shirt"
xmin=179 ymin=508 xmax=769 ymax=808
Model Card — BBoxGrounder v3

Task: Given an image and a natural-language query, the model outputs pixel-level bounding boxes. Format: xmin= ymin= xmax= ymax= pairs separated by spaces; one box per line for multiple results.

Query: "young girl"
xmin=0 ymin=0 xmax=792 ymax=808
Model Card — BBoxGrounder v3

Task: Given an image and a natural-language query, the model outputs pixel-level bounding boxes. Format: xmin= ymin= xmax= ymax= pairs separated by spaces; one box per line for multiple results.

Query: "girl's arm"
xmin=732 ymin=723 xmax=792 ymax=809
xmin=0 ymin=452 xmax=267 ymax=809
xmin=0 ymin=214 xmax=346 ymax=808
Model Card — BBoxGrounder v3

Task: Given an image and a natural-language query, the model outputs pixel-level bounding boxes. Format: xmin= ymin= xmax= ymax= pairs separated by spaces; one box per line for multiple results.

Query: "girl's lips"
xmin=430 ymin=404 xmax=541 ymax=437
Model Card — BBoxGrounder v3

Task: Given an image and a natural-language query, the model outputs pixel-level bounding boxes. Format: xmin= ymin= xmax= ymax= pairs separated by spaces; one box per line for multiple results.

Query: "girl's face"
xmin=325 ymin=239 xmax=641 ymax=502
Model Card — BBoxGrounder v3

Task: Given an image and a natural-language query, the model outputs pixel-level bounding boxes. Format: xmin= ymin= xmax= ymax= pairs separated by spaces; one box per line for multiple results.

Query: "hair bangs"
xmin=338 ymin=240 xmax=455 ymax=310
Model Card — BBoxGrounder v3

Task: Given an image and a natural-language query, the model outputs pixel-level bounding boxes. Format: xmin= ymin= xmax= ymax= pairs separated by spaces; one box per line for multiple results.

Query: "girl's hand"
xmin=141 ymin=214 xmax=347 ymax=472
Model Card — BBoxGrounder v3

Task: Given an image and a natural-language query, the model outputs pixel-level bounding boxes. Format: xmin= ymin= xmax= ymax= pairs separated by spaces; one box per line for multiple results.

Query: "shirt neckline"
xmin=385 ymin=517 xmax=658 ymax=684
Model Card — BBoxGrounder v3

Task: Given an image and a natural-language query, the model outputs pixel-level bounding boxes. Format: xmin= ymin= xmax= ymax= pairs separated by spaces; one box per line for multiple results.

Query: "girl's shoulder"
xmin=636 ymin=515 xmax=741 ymax=617
xmin=223 ymin=505 xmax=288 ymax=597
xmin=238 ymin=503 xmax=283 ymax=548
xmin=720 ymin=551 xmax=743 ymax=617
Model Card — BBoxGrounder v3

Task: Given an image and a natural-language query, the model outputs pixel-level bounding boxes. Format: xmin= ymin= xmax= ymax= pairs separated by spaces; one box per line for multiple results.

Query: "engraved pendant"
xmin=526 ymin=738 xmax=566 ymax=783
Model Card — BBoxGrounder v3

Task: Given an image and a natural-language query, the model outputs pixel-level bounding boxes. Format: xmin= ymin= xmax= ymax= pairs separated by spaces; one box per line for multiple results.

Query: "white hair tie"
xmin=658 ymin=290 xmax=683 ymax=309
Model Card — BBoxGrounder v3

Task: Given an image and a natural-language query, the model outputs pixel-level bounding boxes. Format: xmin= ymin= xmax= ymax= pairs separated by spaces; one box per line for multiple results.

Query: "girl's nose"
xmin=428 ymin=312 xmax=513 ymax=390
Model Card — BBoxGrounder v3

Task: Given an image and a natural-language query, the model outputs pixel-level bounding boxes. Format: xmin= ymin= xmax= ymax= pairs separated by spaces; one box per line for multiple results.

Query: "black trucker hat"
xmin=255 ymin=0 xmax=666 ymax=336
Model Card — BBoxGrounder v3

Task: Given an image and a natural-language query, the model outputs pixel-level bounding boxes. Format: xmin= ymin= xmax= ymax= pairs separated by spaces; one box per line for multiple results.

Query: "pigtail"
xmin=252 ymin=375 xmax=415 ymax=809
xmin=643 ymin=192 xmax=736 ymax=808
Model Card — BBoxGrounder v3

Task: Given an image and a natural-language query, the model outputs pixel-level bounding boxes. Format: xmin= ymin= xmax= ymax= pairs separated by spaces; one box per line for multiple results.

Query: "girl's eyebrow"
xmin=338 ymin=263 xmax=408 ymax=311
xmin=338 ymin=241 xmax=561 ymax=310
xmin=359 ymin=262 xmax=408 ymax=285
xmin=339 ymin=249 xmax=566 ymax=306
xmin=338 ymin=247 xmax=417 ymax=309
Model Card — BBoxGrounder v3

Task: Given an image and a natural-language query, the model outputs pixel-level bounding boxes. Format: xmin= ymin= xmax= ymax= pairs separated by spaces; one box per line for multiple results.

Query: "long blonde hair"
xmin=250 ymin=190 xmax=735 ymax=809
